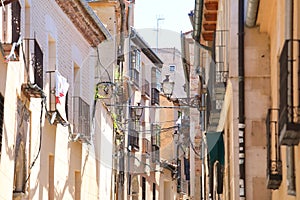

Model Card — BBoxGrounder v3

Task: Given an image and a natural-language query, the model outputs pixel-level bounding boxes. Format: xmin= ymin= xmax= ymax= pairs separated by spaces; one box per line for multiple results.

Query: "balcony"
xmin=46 ymin=71 xmax=69 ymax=125
xmin=0 ymin=1 xmax=21 ymax=61
xmin=21 ymin=39 xmax=44 ymax=99
xmin=278 ymin=40 xmax=300 ymax=145
xmin=151 ymin=88 xmax=160 ymax=105
xmin=72 ymin=97 xmax=90 ymax=142
xmin=266 ymin=109 xmax=282 ymax=190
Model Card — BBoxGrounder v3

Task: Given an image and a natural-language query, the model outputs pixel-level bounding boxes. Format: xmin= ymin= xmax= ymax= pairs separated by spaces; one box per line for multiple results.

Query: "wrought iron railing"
xmin=73 ymin=96 xmax=90 ymax=139
xmin=278 ymin=40 xmax=300 ymax=145
xmin=266 ymin=109 xmax=282 ymax=189
xmin=0 ymin=1 xmax=21 ymax=60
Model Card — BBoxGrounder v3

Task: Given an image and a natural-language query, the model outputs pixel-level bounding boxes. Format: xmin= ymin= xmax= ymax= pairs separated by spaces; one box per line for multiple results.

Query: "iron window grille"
xmin=0 ymin=1 xmax=21 ymax=60
xmin=46 ymin=71 xmax=68 ymax=125
xmin=266 ymin=108 xmax=282 ymax=190
xmin=72 ymin=96 xmax=90 ymax=141
xmin=278 ymin=40 xmax=300 ymax=145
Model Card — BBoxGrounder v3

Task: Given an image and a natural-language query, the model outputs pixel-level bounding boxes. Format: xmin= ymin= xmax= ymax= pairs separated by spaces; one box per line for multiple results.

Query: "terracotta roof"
xmin=55 ymin=0 xmax=111 ymax=46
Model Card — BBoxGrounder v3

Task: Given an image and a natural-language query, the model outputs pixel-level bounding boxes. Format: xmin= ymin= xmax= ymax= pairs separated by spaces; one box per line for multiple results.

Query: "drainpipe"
xmin=238 ymin=0 xmax=246 ymax=199
xmin=245 ymin=0 xmax=259 ymax=27
xmin=285 ymin=0 xmax=296 ymax=196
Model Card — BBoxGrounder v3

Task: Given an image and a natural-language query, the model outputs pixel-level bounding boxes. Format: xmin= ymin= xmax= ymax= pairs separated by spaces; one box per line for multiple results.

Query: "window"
xmin=34 ymin=40 xmax=43 ymax=89
xmin=130 ymin=47 xmax=141 ymax=86
xmin=142 ymin=177 xmax=146 ymax=200
xmin=169 ymin=65 xmax=175 ymax=72
xmin=152 ymin=183 xmax=156 ymax=200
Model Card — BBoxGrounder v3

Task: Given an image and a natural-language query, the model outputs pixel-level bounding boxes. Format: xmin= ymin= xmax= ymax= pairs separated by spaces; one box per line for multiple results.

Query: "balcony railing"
xmin=46 ymin=71 xmax=68 ymax=125
xmin=0 ymin=1 xmax=21 ymax=60
xmin=266 ymin=109 xmax=282 ymax=189
xmin=72 ymin=97 xmax=90 ymax=141
xmin=279 ymin=40 xmax=300 ymax=145
xmin=151 ymin=88 xmax=160 ymax=105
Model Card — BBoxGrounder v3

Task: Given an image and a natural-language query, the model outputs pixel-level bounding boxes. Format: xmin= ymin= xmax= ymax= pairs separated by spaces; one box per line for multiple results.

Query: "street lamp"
xmin=161 ymin=75 xmax=206 ymax=111
xmin=130 ymin=102 xmax=144 ymax=121
xmin=162 ymin=75 xmax=175 ymax=98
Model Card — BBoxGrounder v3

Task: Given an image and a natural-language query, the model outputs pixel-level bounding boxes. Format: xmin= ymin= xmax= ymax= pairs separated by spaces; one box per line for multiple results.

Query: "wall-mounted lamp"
xmin=95 ymin=81 xmax=115 ymax=99
xmin=130 ymin=102 xmax=143 ymax=121
xmin=161 ymin=75 xmax=206 ymax=111
xmin=162 ymin=75 xmax=175 ymax=99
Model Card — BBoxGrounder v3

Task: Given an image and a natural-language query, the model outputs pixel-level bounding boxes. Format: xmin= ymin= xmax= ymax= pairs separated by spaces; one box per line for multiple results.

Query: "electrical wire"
xmin=23 ymin=98 xmax=43 ymax=189
xmin=96 ymin=47 xmax=112 ymax=83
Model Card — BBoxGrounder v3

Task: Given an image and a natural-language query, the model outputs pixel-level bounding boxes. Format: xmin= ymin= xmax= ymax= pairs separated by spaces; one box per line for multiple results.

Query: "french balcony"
xmin=46 ymin=71 xmax=68 ymax=125
xmin=21 ymin=39 xmax=44 ymax=99
xmin=266 ymin=109 xmax=282 ymax=189
xmin=278 ymin=40 xmax=300 ymax=145
xmin=72 ymin=96 xmax=90 ymax=142
xmin=0 ymin=1 xmax=21 ymax=61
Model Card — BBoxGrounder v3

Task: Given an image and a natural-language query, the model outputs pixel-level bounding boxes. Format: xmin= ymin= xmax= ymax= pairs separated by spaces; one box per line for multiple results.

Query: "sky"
xmin=134 ymin=0 xmax=194 ymax=33
xmin=134 ymin=0 xmax=195 ymax=49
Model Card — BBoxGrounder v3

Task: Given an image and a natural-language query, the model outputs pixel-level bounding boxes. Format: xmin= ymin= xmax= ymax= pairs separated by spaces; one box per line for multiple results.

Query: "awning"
xmin=206 ymin=131 xmax=224 ymax=166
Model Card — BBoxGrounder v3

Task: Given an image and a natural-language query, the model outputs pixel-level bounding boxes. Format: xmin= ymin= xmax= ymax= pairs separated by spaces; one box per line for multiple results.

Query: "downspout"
xmin=285 ymin=0 xmax=296 ymax=196
xmin=245 ymin=0 xmax=260 ymax=27
xmin=238 ymin=0 xmax=246 ymax=199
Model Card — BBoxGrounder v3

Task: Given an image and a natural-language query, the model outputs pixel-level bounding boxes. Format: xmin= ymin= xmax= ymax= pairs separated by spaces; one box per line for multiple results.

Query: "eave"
xmin=193 ymin=0 xmax=218 ymax=42
xmin=130 ymin=28 xmax=163 ymax=67
xmin=201 ymin=0 xmax=218 ymax=41
xmin=55 ymin=0 xmax=111 ymax=47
